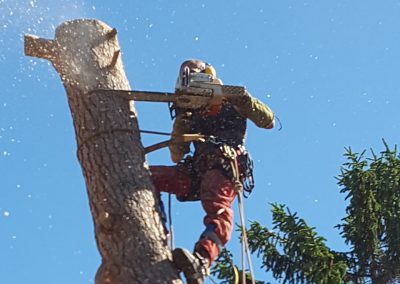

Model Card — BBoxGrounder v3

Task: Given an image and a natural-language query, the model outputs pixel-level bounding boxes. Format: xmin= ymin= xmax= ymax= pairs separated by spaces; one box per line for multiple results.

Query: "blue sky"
xmin=1 ymin=1 xmax=400 ymax=283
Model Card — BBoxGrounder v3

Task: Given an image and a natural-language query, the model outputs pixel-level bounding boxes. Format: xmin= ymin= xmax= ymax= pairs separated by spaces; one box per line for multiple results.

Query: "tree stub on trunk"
xmin=25 ymin=19 xmax=181 ymax=284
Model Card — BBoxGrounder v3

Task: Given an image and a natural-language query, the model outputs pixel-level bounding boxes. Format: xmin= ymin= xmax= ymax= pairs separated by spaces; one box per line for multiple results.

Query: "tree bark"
xmin=25 ymin=19 xmax=181 ymax=284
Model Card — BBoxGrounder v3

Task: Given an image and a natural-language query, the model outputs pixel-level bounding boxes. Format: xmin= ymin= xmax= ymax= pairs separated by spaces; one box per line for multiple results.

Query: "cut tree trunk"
xmin=25 ymin=19 xmax=181 ymax=284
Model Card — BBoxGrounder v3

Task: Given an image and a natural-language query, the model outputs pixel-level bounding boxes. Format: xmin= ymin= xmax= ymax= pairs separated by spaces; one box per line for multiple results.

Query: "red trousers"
xmin=150 ymin=165 xmax=236 ymax=264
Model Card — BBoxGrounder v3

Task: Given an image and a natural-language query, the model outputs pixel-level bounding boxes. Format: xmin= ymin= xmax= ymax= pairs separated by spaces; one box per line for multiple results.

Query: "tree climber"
xmin=150 ymin=59 xmax=275 ymax=284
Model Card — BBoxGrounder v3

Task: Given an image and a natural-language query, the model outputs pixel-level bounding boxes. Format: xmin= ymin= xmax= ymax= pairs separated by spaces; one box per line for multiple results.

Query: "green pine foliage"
xmin=246 ymin=204 xmax=347 ymax=283
xmin=212 ymin=142 xmax=400 ymax=283
xmin=337 ymin=141 xmax=400 ymax=283
xmin=211 ymin=249 xmax=239 ymax=284
xmin=211 ymin=249 xmax=267 ymax=284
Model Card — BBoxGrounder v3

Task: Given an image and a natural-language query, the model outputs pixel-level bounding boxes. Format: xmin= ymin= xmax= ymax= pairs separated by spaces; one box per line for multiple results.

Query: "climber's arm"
xmin=227 ymin=90 xmax=275 ymax=129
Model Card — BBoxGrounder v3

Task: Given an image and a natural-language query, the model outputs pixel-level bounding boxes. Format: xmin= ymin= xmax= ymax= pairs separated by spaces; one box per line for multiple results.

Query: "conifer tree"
xmin=213 ymin=142 xmax=400 ymax=284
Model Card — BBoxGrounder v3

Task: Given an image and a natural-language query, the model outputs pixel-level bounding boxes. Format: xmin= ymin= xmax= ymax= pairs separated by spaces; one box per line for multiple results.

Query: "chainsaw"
xmin=92 ymin=71 xmax=246 ymax=109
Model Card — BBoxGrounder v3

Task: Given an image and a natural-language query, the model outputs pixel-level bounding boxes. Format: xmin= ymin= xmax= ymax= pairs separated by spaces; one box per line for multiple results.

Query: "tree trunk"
xmin=24 ymin=19 xmax=181 ymax=284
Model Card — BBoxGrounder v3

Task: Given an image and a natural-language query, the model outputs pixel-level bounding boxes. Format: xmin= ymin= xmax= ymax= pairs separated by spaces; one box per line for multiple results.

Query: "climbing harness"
xmin=174 ymin=141 xmax=255 ymax=202
xmin=176 ymin=155 xmax=201 ymax=202
xmin=205 ymin=138 xmax=255 ymax=197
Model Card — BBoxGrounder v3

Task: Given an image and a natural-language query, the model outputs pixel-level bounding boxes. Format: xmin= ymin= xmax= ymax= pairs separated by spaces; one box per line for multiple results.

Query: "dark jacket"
xmin=169 ymin=90 xmax=274 ymax=159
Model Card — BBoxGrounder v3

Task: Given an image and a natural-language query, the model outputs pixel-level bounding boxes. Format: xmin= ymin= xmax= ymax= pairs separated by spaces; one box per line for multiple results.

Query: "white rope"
xmin=168 ymin=193 xmax=175 ymax=250
xmin=237 ymin=191 xmax=255 ymax=284
xmin=229 ymin=149 xmax=255 ymax=284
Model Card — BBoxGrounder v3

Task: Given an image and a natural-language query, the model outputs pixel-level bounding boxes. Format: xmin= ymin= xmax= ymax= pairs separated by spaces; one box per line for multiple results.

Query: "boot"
xmin=172 ymin=248 xmax=209 ymax=284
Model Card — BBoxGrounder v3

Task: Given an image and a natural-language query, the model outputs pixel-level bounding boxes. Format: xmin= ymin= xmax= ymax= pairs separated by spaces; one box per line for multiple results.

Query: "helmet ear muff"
xmin=204 ymin=63 xmax=216 ymax=79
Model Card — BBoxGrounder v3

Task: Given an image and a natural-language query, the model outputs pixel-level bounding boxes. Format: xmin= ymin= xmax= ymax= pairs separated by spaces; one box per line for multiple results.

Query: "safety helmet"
xmin=176 ymin=59 xmax=221 ymax=89
xmin=179 ymin=59 xmax=206 ymax=75
xmin=179 ymin=59 xmax=217 ymax=77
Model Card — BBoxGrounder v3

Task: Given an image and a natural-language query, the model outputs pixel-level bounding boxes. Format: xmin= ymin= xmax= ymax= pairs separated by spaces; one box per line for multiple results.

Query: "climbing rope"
xmin=168 ymin=193 xmax=175 ymax=250
xmin=231 ymin=260 xmax=240 ymax=284
xmin=140 ymin=129 xmax=171 ymax=136
xmin=139 ymin=130 xmax=177 ymax=250
xmin=237 ymin=188 xmax=255 ymax=284
xmin=222 ymin=145 xmax=255 ymax=284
